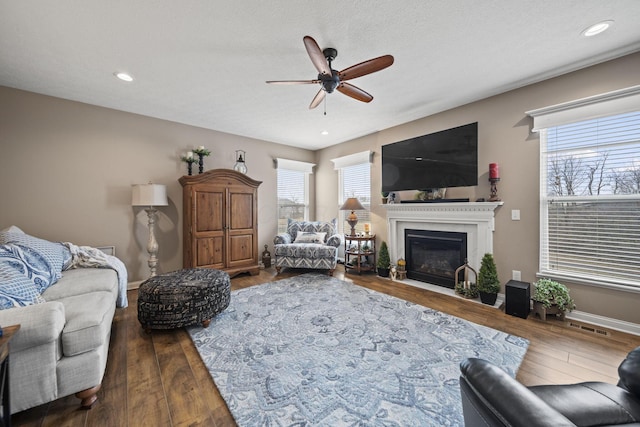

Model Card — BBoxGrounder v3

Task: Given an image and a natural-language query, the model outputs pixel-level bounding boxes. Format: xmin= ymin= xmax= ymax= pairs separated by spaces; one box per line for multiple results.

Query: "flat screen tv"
xmin=382 ymin=122 xmax=478 ymax=192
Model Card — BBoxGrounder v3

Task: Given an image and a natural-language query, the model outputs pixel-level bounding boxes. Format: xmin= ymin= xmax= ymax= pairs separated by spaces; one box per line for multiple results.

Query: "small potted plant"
xmin=532 ymin=278 xmax=576 ymax=320
xmin=377 ymin=241 xmax=391 ymax=277
xmin=381 ymin=191 xmax=389 ymax=204
xmin=477 ymin=253 xmax=500 ymax=305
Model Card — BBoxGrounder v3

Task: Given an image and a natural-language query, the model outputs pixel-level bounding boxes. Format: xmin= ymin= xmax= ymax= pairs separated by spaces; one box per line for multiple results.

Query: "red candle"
xmin=489 ymin=163 xmax=500 ymax=179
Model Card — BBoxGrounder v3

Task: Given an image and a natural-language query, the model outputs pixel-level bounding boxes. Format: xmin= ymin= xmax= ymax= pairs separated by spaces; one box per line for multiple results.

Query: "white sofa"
xmin=0 ymin=228 xmax=126 ymax=414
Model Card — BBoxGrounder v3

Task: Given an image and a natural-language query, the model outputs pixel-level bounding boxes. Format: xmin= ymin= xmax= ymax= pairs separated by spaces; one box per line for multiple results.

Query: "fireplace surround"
xmin=383 ymin=202 xmax=502 ymax=288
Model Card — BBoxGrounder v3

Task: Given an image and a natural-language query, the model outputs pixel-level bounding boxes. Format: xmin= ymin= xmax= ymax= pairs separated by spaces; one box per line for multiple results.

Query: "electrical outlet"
xmin=512 ymin=270 xmax=521 ymax=281
xmin=511 ymin=209 xmax=521 ymax=221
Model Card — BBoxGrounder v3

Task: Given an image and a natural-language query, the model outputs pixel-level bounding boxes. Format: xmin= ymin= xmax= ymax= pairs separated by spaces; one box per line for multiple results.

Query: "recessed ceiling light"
xmin=114 ymin=72 xmax=134 ymax=82
xmin=321 ymin=130 xmax=329 ymax=135
xmin=582 ymin=20 xmax=613 ymax=37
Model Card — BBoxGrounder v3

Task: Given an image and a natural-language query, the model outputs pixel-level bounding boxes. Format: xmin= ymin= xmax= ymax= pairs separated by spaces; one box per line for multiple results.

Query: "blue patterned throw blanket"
xmin=189 ymin=273 xmax=529 ymax=426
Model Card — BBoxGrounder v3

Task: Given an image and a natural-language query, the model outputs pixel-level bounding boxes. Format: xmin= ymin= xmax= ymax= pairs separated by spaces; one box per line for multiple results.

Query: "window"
xmin=276 ymin=158 xmax=315 ymax=233
xmin=332 ymin=151 xmax=372 ymax=234
xmin=528 ymin=86 xmax=640 ymax=291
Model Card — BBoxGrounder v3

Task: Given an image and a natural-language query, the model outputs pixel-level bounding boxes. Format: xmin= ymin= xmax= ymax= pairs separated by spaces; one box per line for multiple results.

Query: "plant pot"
xmin=377 ymin=267 xmax=390 ymax=278
xmin=532 ymin=300 xmax=566 ymax=321
xmin=479 ymin=291 xmax=498 ymax=306
xmin=382 ymin=197 xmax=388 ymax=204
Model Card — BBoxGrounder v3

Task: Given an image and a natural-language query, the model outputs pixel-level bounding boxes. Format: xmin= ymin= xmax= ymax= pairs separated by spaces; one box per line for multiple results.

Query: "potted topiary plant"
xmin=531 ymin=278 xmax=576 ymax=320
xmin=377 ymin=241 xmax=391 ymax=277
xmin=381 ymin=191 xmax=389 ymax=204
xmin=477 ymin=253 xmax=500 ymax=305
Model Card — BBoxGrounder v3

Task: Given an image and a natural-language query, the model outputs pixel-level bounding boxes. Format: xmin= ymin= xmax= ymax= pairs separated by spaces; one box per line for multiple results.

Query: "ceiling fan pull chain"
xmin=324 ymin=95 xmax=327 ymax=116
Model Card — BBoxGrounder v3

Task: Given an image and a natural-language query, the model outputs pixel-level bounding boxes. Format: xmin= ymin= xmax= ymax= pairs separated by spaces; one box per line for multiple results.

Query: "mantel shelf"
xmin=382 ymin=201 xmax=503 ymax=212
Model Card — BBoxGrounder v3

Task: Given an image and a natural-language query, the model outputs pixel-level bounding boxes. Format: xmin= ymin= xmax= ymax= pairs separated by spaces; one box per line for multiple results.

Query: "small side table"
xmin=344 ymin=234 xmax=376 ymax=274
xmin=1 ymin=324 xmax=20 ymax=426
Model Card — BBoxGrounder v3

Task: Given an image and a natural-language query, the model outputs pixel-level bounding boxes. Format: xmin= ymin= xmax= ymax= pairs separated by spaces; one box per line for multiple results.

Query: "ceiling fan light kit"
xmin=267 ymin=36 xmax=394 ymax=110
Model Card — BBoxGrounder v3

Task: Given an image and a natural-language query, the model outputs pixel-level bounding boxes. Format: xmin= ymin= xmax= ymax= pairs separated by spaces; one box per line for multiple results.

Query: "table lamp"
xmin=340 ymin=197 xmax=365 ymax=236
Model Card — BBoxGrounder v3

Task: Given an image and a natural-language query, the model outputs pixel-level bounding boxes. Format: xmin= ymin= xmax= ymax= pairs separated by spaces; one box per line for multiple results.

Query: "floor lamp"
xmin=132 ymin=183 xmax=168 ymax=277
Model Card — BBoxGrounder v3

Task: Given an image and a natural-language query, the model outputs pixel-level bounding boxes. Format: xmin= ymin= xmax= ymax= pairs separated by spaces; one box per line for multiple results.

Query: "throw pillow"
xmin=0 ymin=243 xmax=56 ymax=294
xmin=0 ymin=250 xmax=46 ymax=309
xmin=293 ymin=232 xmax=327 ymax=244
xmin=0 ymin=225 xmax=25 ymax=234
xmin=0 ymin=231 xmax=66 ymax=285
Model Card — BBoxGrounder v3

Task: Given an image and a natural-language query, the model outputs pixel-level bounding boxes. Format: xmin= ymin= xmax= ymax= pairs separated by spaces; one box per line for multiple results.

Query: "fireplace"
xmin=382 ymin=202 xmax=502 ymax=293
xmin=405 ymin=229 xmax=467 ymax=288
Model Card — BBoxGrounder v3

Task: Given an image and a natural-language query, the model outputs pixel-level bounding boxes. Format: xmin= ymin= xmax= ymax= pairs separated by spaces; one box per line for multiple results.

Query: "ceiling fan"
xmin=266 ymin=36 xmax=394 ymax=109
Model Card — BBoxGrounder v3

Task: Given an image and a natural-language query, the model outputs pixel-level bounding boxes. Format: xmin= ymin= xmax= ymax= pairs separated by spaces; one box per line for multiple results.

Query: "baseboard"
xmin=127 ymin=280 xmax=144 ymax=290
xmin=566 ymin=310 xmax=640 ymax=336
xmin=401 ymin=278 xmax=639 ymax=336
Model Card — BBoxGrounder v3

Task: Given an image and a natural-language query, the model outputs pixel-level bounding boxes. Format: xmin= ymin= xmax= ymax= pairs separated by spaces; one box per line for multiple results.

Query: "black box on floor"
xmin=505 ymin=280 xmax=530 ymax=319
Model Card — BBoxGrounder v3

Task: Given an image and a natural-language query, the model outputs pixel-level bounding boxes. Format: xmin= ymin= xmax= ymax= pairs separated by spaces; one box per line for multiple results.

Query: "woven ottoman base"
xmin=137 ymin=268 xmax=231 ymax=331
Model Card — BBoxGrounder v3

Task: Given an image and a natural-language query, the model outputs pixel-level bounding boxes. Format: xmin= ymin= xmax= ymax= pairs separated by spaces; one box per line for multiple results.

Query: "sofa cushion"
xmin=58 ymin=291 xmax=116 ymax=357
xmin=274 ymin=243 xmax=337 ymax=259
xmin=42 ymin=268 xmax=119 ymax=302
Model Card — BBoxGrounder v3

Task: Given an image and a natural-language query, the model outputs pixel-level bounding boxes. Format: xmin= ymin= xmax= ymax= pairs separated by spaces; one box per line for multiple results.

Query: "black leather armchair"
xmin=459 ymin=347 xmax=640 ymax=427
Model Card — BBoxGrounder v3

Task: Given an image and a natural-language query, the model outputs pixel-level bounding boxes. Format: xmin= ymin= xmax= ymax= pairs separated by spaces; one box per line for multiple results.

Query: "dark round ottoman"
xmin=137 ymin=268 xmax=231 ymax=331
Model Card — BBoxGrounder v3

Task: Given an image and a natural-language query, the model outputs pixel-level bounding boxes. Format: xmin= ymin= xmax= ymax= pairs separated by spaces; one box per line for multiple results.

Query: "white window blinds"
xmin=539 ymin=111 xmax=640 ymax=290
xmin=276 ymin=159 xmax=314 ymax=233
xmin=332 ymin=151 xmax=372 ymax=235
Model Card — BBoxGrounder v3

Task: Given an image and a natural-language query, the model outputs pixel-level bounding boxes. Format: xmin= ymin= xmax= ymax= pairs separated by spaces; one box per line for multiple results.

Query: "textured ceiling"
xmin=2 ymin=1 xmax=640 ymax=150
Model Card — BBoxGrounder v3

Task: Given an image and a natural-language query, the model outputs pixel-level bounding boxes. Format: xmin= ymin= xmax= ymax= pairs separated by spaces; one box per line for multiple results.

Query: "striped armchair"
xmin=273 ymin=219 xmax=343 ymax=275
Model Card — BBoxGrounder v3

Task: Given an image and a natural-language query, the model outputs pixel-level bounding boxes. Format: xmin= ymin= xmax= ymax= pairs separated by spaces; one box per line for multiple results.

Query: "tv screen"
xmin=382 ymin=122 xmax=478 ymax=192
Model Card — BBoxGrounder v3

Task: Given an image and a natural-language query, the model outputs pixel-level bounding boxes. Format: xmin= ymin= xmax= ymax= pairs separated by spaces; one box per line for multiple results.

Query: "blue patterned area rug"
xmin=188 ymin=273 xmax=529 ymax=426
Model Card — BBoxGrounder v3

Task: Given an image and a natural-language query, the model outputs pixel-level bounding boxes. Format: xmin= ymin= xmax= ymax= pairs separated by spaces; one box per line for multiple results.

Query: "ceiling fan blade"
xmin=266 ymin=80 xmax=319 ymax=85
xmin=337 ymin=82 xmax=373 ymax=103
xmin=303 ymin=36 xmax=331 ymax=76
xmin=309 ymin=89 xmax=326 ymax=109
xmin=338 ymin=55 xmax=394 ymax=81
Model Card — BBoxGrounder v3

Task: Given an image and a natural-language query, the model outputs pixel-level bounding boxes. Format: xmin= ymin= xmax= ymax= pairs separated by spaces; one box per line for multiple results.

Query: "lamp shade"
xmin=340 ymin=197 xmax=365 ymax=211
xmin=132 ymin=184 xmax=168 ymax=207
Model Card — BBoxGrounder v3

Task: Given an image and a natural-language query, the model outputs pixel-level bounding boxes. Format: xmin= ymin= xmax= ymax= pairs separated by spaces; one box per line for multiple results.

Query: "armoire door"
xmin=226 ymin=187 xmax=256 ymax=269
xmin=192 ymin=188 xmax=225 ymax=269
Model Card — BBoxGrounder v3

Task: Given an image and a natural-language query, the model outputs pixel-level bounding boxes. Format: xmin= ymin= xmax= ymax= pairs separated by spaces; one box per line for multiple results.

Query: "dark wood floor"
xmin=12 ymin=267 xmax=640 ymax=426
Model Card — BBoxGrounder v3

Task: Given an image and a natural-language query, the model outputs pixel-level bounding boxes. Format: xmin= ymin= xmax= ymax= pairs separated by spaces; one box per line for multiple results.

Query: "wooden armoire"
xmin=179 ymin=169 xmax=262 ymax=277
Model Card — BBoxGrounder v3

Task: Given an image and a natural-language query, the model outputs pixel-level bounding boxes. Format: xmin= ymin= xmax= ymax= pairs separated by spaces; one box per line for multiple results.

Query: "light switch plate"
xmin=511 ymin=209 xmax=521 ymax=221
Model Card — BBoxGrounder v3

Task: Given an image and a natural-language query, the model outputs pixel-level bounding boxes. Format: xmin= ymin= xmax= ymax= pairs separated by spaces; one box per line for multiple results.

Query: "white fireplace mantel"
xmin=382 ymin=202 xmax=503 ymax=273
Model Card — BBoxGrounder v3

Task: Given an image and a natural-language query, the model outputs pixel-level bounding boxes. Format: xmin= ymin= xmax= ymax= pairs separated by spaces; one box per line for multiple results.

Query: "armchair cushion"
xmin=287 ymin=219 xmax=337 ymax=242
xmin=274 ymin=243 xmax=337 ymax=260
